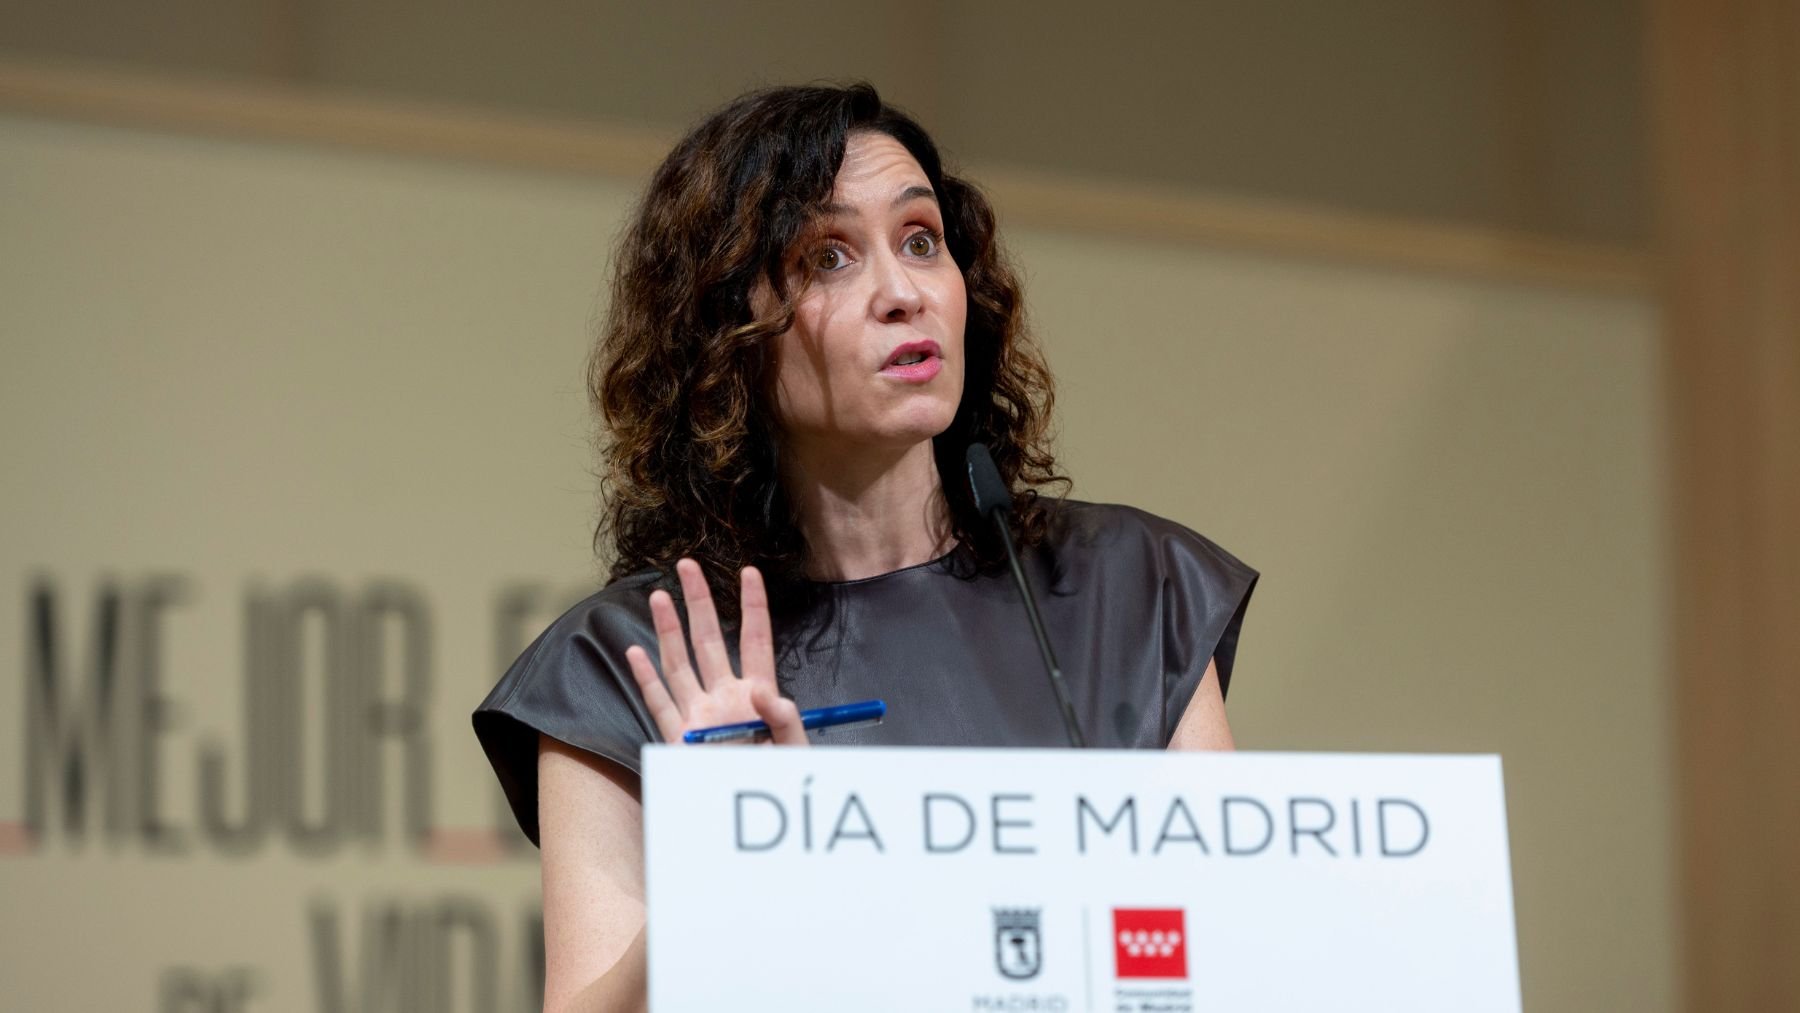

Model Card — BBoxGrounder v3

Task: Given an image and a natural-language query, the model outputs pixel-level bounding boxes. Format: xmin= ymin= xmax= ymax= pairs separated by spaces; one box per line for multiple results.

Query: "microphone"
xmin=965 ymin=443 xmax=1087 ymax=748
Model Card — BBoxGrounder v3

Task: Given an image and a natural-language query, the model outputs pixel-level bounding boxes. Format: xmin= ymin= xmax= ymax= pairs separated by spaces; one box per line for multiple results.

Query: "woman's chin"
xmin=789 ymin=398 xmax=960 ymax=453
xmin=880 ymin=404 xmax=960 ymax=447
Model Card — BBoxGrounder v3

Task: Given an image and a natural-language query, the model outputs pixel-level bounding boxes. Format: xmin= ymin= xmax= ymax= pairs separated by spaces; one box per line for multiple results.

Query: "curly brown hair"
xmin=592 ymin=82 xmax=1067 ymax=615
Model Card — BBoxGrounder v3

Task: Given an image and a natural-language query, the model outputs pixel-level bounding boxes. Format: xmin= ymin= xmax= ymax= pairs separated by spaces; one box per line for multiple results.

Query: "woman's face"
xmin=767 ymin=131 xmax=967 ymax=457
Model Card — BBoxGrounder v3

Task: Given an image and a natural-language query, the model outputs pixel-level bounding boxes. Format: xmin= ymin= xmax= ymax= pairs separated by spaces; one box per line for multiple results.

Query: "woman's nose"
xmin=870 ymin=251 xmax=925 ymax=322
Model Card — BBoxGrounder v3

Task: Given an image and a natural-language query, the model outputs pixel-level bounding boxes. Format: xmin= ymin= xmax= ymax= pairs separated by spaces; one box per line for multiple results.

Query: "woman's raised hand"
xmin=624 ymin=558 xmax=808 ymax=746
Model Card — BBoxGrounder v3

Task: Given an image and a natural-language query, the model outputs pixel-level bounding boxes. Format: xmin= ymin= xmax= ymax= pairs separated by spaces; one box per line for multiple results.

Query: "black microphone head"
xmin=965 ymin=443 xmax=1012 ymax=516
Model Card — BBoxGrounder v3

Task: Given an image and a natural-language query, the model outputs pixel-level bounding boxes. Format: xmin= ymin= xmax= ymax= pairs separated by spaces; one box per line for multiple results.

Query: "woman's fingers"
xmin=751 ymin=682 xmax=808 ymax=747
xmin=675 ymin=559 xmax=734 ymax=691
xmin=624 ymin=644 xmax=683 ymax=743
xmin=647 ymin=589 xmax=702 ymax=710
xmin=639 ymin=557 xmax=798 ymax=746
xmin=738 ymin=566 xmax=776 ymax=687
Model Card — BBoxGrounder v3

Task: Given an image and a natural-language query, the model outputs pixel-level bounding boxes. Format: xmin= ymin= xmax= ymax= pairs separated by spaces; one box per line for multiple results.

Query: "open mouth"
xmin=882 ymin=340 xmax=943 ymax=371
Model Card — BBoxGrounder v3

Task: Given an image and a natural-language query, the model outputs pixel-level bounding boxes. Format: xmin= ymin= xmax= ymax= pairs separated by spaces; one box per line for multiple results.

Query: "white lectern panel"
xmin=644 ymin=747 xmax=1519 ymax=1012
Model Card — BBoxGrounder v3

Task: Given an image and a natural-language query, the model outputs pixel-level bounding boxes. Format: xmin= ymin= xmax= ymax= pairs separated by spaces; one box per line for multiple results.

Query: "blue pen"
xmin=682 ymin=698 xmax=887 ymax=744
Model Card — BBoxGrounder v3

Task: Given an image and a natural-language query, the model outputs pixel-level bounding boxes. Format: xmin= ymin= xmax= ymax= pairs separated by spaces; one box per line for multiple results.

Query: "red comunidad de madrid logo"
xmin=1112 ymin=908 xmax=1188 ymax=979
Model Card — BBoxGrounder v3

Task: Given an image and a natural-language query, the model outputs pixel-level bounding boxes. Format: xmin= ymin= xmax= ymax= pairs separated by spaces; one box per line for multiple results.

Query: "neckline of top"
xmin=802 ymin=542 xmax=964 ymax=588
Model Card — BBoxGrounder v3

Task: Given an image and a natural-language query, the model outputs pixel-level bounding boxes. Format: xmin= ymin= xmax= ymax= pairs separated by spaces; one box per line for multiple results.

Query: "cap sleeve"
xmin=471 ymin=587 xmax=659 ymax=847
xmin=1154 ymin=520 xmax=1258 ymax=742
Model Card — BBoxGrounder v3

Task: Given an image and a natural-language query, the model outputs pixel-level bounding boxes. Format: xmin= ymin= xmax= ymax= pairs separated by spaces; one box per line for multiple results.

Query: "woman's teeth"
xmin=893 ymin=353 xmax=926 ymax=366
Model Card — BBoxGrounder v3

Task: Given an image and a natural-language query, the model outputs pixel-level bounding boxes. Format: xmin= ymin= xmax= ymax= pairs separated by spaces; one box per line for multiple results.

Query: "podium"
xmin=642 ymin=746 xmax=1521 ymax=1012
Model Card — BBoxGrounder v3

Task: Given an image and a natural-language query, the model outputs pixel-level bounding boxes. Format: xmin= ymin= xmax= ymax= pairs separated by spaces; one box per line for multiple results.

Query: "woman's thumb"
xmin=750 ymin=685 xmax=808 ymax=746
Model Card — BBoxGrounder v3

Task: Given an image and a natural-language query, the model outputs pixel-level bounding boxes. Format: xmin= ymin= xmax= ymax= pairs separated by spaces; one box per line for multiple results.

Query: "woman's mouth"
xmin=880 ymin=341 xmax=944 ymax=382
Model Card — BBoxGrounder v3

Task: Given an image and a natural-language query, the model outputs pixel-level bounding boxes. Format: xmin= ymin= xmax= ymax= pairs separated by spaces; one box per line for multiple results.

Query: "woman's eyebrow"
xmin=823 ymin=185 xmax=939 ymax=217
xmin=892 ymin=185 xmax=938 ymax=208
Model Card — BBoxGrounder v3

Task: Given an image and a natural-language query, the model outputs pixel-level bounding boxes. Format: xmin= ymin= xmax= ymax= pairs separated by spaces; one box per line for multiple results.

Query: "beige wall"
xmin=0 ymin=110 xmax=1670 ymax=1010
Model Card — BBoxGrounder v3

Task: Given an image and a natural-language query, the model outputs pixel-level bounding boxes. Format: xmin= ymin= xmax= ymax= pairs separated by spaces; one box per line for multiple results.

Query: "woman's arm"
xmin=539 ymin=733 xmax=648 ymax=1013
xmin=1167 ymin=658 xmax=1235 ymax=751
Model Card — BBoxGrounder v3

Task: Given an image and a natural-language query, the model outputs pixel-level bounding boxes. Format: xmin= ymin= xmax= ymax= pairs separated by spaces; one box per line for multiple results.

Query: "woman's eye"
xmin=906 ymin=231 xmax=940 ymax=257
xmin=816 ymin=247 xmax=847 ymax=271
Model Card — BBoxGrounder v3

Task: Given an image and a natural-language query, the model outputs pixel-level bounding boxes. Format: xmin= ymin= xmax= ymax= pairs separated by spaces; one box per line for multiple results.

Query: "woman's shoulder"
xmin=1049 ymin=497 xmax=1196 ymax=535
xmin=539 ymin=569 xmax=662 ymax=646
xmin=1046 ymin=498 xmax=1259 ymax=704
xmin=472 ymin=569 xmax=665 ymax=845
xmin=1045 ymin=497 xmax=1254 ymax=578
xmin=479 ymin=568 xmax=665 ymax=706
xmin=489 ymin=569 xmax=667 ymax=697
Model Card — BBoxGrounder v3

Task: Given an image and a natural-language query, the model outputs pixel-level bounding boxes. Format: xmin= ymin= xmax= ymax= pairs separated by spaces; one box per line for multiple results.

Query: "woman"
xmin=472 ymin=82 xmax=1257 ymax=1011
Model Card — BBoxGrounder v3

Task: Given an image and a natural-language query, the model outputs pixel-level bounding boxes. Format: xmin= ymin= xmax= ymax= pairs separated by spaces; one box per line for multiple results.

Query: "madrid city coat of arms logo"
xmin=993 ymin=908 xmax=1043 ymax=980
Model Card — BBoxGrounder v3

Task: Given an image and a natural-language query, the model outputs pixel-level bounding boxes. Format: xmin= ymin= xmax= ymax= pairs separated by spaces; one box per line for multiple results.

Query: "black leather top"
xmin=472 ymin=499 xmax=1257 ymax=846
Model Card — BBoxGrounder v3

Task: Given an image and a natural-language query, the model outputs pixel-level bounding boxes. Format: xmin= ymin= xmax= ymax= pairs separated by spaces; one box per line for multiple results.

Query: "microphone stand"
xmin=967 ymin=443 xmax=1087 ymax=748
xmin=989 ymin=511 xmax=1088 ymax=749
